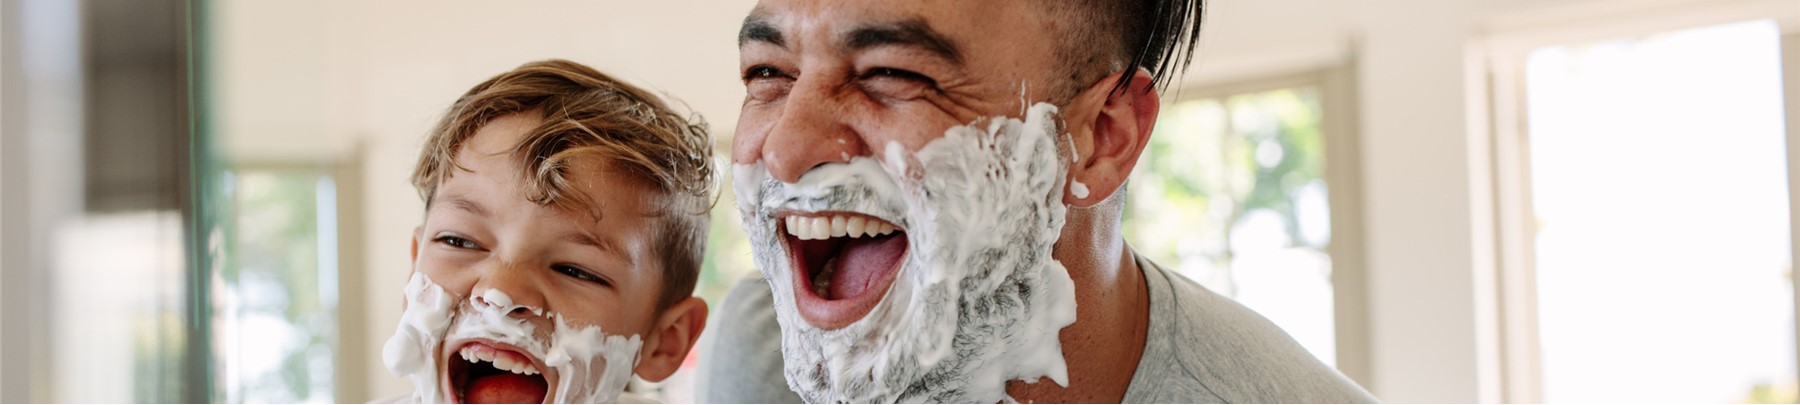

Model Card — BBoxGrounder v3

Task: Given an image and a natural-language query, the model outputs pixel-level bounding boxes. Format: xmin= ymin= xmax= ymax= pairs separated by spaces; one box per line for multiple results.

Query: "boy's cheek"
xmin=414 ymin=254 xmax=479 ymax=295
xmin=547 ymin=293 xmax=650 ymax=335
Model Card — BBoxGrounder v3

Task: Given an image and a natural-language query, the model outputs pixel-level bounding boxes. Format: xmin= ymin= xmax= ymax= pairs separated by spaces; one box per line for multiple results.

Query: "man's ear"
xmin=633 ymin=296 xmax=708 ymax=382
xmin=1062 ymin=67 xmax=1159 ymax=207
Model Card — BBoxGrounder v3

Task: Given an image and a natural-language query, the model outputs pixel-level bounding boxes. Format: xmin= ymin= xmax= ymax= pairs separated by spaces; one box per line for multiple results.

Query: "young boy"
xmin=381 ymin=59 xmax=713 ymax=404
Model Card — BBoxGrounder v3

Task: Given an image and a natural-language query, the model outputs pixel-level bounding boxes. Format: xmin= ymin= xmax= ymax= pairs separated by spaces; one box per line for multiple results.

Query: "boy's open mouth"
xmin=781 ymin=212 xmax=909 ymax=330
xmin=445 ymin=340 xmax=550 ymax=404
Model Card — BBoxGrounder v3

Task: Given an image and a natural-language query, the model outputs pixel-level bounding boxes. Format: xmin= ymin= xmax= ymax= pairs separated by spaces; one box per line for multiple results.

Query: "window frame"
xmin=1468 ymin=1 xmax=1800 ymax=402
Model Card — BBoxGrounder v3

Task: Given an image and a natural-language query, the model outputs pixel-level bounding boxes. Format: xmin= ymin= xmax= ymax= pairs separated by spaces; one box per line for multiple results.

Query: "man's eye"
xmin=864 ymin=67 xmax=931 ymax=83
xmin=743 ymin=65 xmax=788 ymax=81
xmin=744 ymin=65 xmax=794 ymax=102
xmin=435 ymin=235 xmax=480 ymax=250
xmin=864 ymin=67 xmax=928 ymax=80
xmin=858 ymin=67 xmax=936 ymax=101
xmin=553 ymin=264 xmax=610 ymax=286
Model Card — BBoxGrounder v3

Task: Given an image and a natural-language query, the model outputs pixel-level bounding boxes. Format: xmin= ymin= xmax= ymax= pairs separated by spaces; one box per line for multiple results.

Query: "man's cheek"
xmin=731 ymin=110 xmax=780 ymax=165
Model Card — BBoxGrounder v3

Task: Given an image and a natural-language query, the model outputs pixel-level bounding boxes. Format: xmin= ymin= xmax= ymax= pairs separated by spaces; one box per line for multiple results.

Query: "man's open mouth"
xmin=445 ymin=341 xmax=550 ymax=404
xmin=781 ymin=212 xmax=909 ymax=330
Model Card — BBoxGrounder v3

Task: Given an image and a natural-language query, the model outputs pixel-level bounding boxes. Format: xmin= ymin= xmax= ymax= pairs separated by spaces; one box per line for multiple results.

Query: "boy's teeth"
xmin=784 ymin=214 xmax=898 ymax=240
xmin=459 ymin=346 xmax=541 ymax=375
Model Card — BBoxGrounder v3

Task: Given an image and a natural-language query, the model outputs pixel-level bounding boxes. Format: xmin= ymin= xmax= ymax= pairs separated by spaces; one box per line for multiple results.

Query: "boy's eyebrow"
xmin=564 ymin=230 xmax=623 ymax=258
xmin=444 ymin=194 xmax=492 ymax=217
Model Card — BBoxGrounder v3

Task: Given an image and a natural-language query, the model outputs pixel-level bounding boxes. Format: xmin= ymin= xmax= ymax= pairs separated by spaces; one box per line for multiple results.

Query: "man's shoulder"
xmin=1129 ymin=258 xmax=1378 ymax=403
xmin=694 ymin=275 xmax=803 ymax=403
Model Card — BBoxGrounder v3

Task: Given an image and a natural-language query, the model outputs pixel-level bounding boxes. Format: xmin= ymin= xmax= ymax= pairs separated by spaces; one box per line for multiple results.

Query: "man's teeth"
xmin=785 ymin=215 xmax=898 ymax=240
xmin=458 ymin=346 xmax=540 ymax=376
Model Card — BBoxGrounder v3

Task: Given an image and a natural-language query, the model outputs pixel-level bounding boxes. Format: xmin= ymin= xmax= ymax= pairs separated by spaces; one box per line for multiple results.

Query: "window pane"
xmin=1524 ymin=19 xmax=1796 ymax=403
xmin=1127 ymin=86 xmax=1337 ymax=366
xmin=217 ymin=169 xmax=339 ymax=403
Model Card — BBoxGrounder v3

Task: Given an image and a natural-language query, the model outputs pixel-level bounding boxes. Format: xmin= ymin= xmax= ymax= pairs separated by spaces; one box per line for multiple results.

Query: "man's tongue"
xmin=465 ymin=373 xmax=547 ymax=404
xmin=827 ymin=234 xmax=907 ymax=299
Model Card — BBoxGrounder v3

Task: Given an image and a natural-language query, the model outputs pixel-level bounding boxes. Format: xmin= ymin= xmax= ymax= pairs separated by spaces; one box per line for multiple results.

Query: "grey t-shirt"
xmin=695 ymin=256 xmax=1378 ymax=403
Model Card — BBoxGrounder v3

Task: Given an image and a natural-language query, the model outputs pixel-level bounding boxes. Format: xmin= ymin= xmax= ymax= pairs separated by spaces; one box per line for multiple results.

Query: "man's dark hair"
xmin=1045 ymin=0 xmax=1206 ymax=99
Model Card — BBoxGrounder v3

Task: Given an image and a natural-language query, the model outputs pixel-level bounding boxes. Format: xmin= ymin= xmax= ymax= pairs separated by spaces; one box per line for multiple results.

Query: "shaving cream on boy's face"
xmin=734 ymin=103 xmax=1080 ymax=403
xmin=383 ymin=272 xmax=644 ymax=404
xmin=381 ymin=113 xmax=682 ymax=404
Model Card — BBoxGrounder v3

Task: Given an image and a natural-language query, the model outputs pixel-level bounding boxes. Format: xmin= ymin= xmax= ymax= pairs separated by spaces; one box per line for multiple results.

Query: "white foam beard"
xmin=732 ymin=103 xmax=1080 ymax=403
xmin=381 ymin=273 xmax=646 ymax=403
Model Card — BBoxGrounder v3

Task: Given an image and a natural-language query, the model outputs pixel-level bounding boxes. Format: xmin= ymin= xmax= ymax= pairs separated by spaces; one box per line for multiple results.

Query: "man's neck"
xmin=1006 ymin=200 xmax=1152 ymax=403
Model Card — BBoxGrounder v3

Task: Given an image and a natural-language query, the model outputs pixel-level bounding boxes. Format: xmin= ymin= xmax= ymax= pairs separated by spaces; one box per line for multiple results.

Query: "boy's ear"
xmin=404 ymin=226 xmax=423 ymax=311
xmin=1062 ymin=67 xmax=1160 ymax=208
xmin=633 ymin=296 xmax=708 ymax=382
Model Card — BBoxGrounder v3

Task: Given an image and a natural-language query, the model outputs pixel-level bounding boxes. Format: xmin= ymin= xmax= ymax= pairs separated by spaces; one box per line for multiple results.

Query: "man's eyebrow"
xmin=844 ymin=19 xmax=964 ymax=66
xmin=739 ymin=13 xmax=784 ymax=48
xmin=443 ymin=194 xmax=491 ymax=218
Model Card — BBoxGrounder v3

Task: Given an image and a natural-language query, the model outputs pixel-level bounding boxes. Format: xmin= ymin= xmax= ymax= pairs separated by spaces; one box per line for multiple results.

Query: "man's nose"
xmin=470 ymin=261 xmax=548 ymax=318
xmin=761 ymin=78 xmax=863 ymax=184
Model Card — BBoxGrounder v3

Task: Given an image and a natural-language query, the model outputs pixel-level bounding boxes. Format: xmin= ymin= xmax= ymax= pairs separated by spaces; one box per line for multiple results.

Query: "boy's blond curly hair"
xmin=411 ymin=59 xmax=713 ymax=310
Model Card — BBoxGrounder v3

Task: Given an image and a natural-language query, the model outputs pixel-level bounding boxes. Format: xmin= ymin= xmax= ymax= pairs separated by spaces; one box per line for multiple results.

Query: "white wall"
xmin=211 ymin=0 xmax=1682 ymax=402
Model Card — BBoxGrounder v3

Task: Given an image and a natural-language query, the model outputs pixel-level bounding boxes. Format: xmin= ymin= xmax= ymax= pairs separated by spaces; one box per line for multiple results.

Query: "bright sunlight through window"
xmin=1524 ymin=19 xmax=1796 ymax=403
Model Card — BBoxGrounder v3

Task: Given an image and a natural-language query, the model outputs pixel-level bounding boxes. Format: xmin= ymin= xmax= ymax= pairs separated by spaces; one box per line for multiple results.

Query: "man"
xmin=698 ymin=0 xmax=1378 ymax=403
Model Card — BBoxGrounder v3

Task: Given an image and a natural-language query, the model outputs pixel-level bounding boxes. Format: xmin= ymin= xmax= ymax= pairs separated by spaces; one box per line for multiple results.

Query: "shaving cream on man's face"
xmin=382 ymin=273 xmax=643 ymax=404
xmin=734 ymin=103 xmax=1081 ymax=403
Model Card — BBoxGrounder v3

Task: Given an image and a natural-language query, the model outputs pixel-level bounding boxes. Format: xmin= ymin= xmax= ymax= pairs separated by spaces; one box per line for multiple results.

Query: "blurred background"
xmin=1 ymin=0 xmax=1796 ymax=403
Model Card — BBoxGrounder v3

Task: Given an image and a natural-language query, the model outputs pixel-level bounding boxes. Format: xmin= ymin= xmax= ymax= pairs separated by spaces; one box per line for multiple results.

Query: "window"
xmin=216 ymin=167 xmax=342 ymax=403
xmin=1127 ymin=84 xmax=1339 ymax=366
xmin=1491 ymin=18 xmax=1798 ymax=403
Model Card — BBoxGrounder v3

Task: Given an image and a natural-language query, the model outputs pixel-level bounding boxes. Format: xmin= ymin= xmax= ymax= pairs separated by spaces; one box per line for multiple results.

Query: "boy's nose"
xmin=471 ymin=287 xmax=544 ymax=318
xmin=470 ymin=264 xmax=549 ymax=318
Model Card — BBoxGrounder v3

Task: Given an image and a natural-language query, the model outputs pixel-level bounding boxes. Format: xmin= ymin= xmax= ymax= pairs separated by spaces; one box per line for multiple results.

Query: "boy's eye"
xmin=553 ymin=264 xmax=610 ymax=287
xmin=435 ymin=235 xmax=481 ymax=250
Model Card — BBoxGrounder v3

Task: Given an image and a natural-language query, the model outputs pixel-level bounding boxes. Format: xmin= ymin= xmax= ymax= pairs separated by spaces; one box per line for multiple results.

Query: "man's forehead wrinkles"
xmin=842 ymin=18 xmax=964 ymax=66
